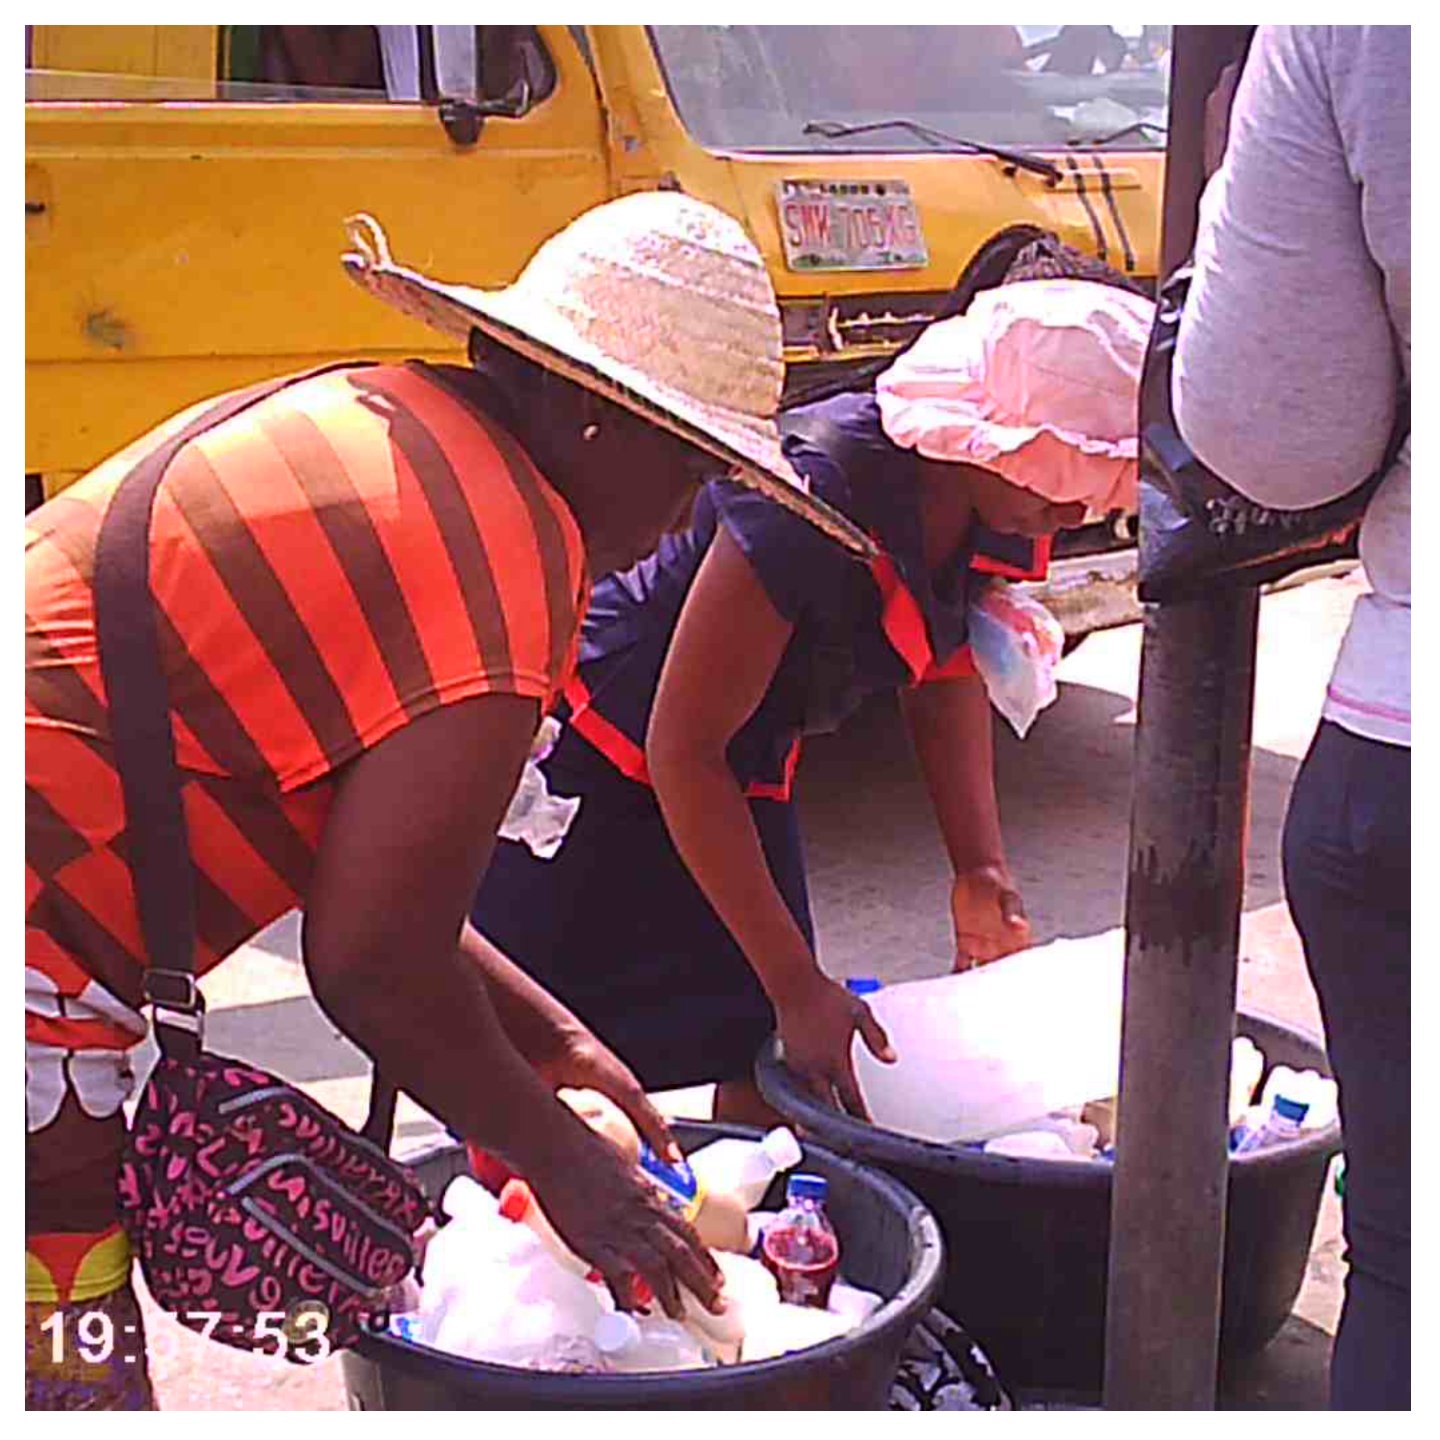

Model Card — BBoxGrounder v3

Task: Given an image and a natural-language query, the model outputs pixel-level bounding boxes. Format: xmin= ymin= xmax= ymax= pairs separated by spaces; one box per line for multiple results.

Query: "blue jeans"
xmin=1282 ymin=720 xmax=1410 ymax=1409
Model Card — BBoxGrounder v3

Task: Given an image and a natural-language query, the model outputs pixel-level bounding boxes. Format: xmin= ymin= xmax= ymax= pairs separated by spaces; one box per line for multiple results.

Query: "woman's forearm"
xmin=900 ymin=675 xmax=1007 ymax=872
xmin=649 ymin=742 xmax=821 ymax=1006
xmin=457 ymin=920 xmax=587 ymax=1065
xmin=309 ymin=936 xmax=586 ymax=1181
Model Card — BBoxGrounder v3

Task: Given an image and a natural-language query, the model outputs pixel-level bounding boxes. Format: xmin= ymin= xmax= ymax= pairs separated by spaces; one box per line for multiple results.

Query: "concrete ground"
xmin=135 ymin=570 xmax=1365 ymax=1410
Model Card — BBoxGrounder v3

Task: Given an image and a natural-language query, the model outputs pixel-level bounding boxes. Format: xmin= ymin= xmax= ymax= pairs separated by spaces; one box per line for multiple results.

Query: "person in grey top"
xmin=1174 ymin=26 xmax=1410 ymax=1409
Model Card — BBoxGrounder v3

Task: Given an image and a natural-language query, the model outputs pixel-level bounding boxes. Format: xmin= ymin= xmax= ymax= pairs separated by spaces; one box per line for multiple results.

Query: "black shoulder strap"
xmin=92 ymin=363 xmax=369 ymax=1059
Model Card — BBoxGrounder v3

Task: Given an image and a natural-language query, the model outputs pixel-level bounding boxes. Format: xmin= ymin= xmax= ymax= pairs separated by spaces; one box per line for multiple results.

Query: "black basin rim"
xmin=354 ymin=1123 xmax=946 ymax=1396
xmin=754 ymin=1006 xmax=1342 ymax=1187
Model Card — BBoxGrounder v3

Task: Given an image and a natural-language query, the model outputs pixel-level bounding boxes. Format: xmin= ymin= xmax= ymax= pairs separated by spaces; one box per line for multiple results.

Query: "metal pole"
xmin=1103 ymin=25 xmax=1258 ymax=1411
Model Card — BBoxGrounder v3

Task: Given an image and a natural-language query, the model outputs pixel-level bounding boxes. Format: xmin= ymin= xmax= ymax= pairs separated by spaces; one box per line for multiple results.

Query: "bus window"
xmin=26 ymin=25 xmax=554 ymax=108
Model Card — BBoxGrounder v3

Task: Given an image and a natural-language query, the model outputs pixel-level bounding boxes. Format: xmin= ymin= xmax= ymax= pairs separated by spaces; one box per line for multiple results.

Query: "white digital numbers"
xmin=39 ymin=1305 xmax=333 ymax=1367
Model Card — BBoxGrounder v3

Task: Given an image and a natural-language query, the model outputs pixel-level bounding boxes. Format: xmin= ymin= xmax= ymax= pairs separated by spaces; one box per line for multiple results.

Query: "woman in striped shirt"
xmin=25 ymin=194 xmax=868 ymax=1407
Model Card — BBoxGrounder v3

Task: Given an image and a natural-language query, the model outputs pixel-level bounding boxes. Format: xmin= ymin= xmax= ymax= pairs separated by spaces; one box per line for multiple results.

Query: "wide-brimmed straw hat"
xmin=876 ymin=279 xmax=1156 ymax=515
xmin=342 ymin=193 xmax=874 ymax=556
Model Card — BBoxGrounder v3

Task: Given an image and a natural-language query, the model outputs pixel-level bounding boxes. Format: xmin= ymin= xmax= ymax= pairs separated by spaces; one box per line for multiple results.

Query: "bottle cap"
xmin=845 ymin=977 xmax=882 ymax=996
xmin=762 ymin=1126 xmax=804 ymax=1172
xmin=787 ymin=1173 xmax=828 ymax=1205
xmin=497 ymin=1178 xmax=533 ymax=1223
xmin=593 ymin=1312 xmax=641 ymax=1354
xmin=1273 ymin=1094 xmax=1309 ymax=1125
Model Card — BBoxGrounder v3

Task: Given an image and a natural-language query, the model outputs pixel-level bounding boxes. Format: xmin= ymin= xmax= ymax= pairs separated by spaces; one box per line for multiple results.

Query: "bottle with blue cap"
xmin=1231 ymin=1091 xmax=1311 ymax=1155
xmin=760 ymin=1172 xmax=841 ymax=1308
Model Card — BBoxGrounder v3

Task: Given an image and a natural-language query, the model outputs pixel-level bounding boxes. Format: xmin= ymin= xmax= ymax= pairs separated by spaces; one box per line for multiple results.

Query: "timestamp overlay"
xmin=44 ymin=1302 xmax=338 ymax=1377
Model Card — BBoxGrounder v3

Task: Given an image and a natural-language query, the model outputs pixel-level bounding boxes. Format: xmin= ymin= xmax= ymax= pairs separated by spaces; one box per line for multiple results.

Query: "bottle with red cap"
xmin=760 ymin=1174 xmax=841 ymax=1309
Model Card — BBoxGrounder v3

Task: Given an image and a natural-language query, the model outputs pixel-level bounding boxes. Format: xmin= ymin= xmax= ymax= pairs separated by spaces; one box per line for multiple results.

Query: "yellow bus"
xmin=26 ymin=23 xmax=1168 ymax=633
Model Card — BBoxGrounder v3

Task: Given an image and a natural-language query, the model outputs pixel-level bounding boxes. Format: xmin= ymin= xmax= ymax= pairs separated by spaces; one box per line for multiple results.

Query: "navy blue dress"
xmin=471 ymin=394 xmax=1046 ymax=1088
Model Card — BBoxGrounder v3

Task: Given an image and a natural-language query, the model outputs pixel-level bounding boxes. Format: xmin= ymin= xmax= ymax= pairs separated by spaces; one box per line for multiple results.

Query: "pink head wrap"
xmin=875 ymin=278 xmax=1156 ymax=514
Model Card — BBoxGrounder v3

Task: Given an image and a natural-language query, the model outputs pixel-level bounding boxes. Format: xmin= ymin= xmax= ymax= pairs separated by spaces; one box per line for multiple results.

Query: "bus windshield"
xmin=648 ymin=25 xmax=1172 ymax=154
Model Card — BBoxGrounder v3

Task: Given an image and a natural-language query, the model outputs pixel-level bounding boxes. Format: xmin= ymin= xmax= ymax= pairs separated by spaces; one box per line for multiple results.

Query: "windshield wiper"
xmin=1068 ymin=120 xmax=1167 ymax=147
xmin=803 ymin=118 xmax=1061 ymax=184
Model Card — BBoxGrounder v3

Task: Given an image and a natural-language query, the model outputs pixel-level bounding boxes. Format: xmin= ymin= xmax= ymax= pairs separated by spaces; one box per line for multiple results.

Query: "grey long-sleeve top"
xmin=1173 ymin=26 xmax=1410 ymax=746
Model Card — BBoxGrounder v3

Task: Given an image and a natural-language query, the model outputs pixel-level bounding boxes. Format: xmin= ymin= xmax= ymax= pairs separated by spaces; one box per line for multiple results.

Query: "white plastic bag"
xmin=966 ymin=580 xmax=1065 ymax=739
xmin=852 ymin=930 xmax=1126 ymax=1143
xmin=497 ymin=717 xmax=581 ymax=860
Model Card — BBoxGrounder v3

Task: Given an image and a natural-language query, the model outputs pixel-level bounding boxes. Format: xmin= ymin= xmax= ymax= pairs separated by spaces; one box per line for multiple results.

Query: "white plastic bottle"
xmin=498 ymin=1177 xmax=749 ymax=1363
xmin=637 ymin=1145 xmax=751 ymax=1254
xmin=558 ymin=1087 xmax=642 ymax=1165
xmin=686 ymin=1127 xmax=805 ymax=1211
xmin=497 ymin=1178 xmax=601 ymax=1281
xmin=1232 ymin=1093 xmax=1310 ymax=1155
xmin=593 ymin=1312 xmax=711 ymax=1372
xmin=627 ymin=1245 xmax=774 ymax=1364
xmin=1258 ymin=1065 xmax=1339 ymax=1132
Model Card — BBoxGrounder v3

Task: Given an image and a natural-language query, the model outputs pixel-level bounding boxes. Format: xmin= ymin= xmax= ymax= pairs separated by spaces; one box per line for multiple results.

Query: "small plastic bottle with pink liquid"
xmin=760 ymin=1174 xmax=840 ymax=1309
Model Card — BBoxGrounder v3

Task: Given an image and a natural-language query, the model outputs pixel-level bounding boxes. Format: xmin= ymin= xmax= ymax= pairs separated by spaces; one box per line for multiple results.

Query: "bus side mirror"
xmin=438 ymin=78 xmax=532 ymax=147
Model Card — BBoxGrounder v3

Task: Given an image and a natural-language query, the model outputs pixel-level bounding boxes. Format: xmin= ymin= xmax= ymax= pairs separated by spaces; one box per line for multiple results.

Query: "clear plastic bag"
xmin=965 ymin=580 xmax=1065 ymax=739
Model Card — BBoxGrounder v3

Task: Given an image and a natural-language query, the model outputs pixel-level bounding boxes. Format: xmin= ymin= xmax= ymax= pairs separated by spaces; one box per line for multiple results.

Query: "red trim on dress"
xmin=563 ymin=674 xmax=653 ymax=786
xmin=919 ymin=644 xmax=978 ymax=684
xmin=969 ymin=533 xmax=1052 ymax=582
xmin=746 ymin=736 xmax=803 ymax=802
xmin=564 ymin=673 xmax=801 ymax=803
xmin=869 ymin=552 xmax=935 ymax=684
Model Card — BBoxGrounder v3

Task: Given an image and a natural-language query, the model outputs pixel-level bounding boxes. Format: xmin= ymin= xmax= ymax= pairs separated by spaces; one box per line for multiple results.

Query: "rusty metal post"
xmin=1103 ymin=25 xmax=1258 ymax=1411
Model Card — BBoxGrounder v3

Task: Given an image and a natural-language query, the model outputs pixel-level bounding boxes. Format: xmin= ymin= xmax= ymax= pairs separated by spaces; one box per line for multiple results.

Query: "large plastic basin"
xmin=756 ymin=1009 xmax=1341 ymax=1401
xmin=342 ymin=1121 xmax=944 ymax=1410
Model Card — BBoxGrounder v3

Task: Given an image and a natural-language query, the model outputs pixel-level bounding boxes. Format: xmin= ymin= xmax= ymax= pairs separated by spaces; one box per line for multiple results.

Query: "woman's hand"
xmin=775 ymin=972 xmax=894 ymax=1119
xmin=526 ymin=1122 xmax=723 ymax=1321
xmin=534 ymin=1021 xmax=683 ymax=1163
xmin=951 ymin=864 xmax=1031 ymax=970
xmin=458 ymin=924 xmax=683 ymax=1161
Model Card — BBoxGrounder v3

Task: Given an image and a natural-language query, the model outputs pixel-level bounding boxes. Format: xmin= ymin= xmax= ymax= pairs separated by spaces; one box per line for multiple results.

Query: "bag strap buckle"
xmin=143 ymin=969 xmax=206 ymax=1047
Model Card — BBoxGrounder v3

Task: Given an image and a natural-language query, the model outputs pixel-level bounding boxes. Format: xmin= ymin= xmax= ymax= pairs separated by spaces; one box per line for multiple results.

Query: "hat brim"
xmin=342 ymin=234 xmax=876 ymax=558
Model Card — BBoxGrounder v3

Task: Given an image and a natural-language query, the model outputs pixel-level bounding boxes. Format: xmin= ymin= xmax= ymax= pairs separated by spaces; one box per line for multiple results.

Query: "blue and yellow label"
xmin=638 ymin=1145 xmax=707 ymax=1225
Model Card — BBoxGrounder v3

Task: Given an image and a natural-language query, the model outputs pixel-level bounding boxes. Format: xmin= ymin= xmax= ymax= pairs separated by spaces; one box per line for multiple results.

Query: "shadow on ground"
xmin=1218 ymin=1314 xmax=1333 ymax=1410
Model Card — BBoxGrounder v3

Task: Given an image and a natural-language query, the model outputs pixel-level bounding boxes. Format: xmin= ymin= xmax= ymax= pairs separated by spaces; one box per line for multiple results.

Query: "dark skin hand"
xmin=647 ymin=527 xmax=894 ymax=1118
xmin=899 ymin=678 xmax=1031 ymax=969
xmin=457 ymin=921 xmax=682 ymax=1162
xmin=909 ymin=465 xmax=1034 ymax=968
xmin=650 ymin=459 xmax=1066 ymax=1109
xmin=303 ymin=693 xmax=720 ymax=1318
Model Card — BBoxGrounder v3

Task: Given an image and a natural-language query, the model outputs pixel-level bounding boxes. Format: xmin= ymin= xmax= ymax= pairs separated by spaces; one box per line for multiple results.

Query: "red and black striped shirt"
xmin=26 ymin=363 xmax=587 ymax=1045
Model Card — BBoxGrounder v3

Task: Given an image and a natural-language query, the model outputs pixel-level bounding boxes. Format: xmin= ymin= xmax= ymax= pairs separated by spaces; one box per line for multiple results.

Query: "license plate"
xmin=776 ymin=179 xmax=929 ymax=273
